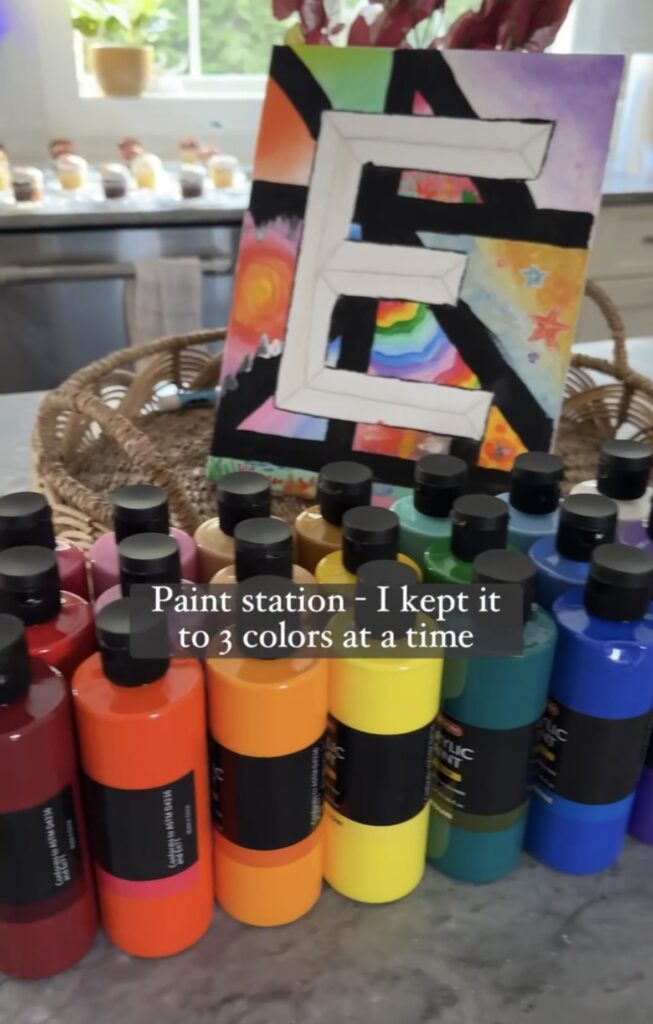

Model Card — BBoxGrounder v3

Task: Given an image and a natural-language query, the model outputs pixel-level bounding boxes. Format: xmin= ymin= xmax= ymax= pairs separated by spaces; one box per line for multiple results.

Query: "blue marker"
xmin=526 ymin=543 xmax=653 ymax=874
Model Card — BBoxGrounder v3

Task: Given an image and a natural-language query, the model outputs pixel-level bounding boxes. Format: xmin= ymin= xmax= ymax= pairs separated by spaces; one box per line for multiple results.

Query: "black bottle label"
xmin=0 ymin=785 xmax=84 ymax=923
xmin=430 ymin=713 xmax=536 ymax=828
xmin=84 ymin=772 xmax=198 ymax=894
xmin=324 ymin=715 xmax=434 ymax=827
xmin=534 ymin=699 xmax=653 ymax=805
xmin=209 ymin=735 xmax=324 ymax=850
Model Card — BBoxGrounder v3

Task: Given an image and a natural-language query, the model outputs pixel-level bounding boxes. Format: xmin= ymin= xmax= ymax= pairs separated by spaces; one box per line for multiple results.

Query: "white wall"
xmin=570 ymin=0 xmax=653 ymax=54
xmin=0 ymin=1 xmax=49 ymax=161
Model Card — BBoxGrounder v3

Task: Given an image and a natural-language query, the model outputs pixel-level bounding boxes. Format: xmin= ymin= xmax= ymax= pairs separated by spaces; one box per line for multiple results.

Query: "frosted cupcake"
xmin=132 ymin=152 xmax=162 ymax=190
xmin=56 ymin=154 xmax=88 ymax=190
xmin=179 ymin=164 xmax=206 ymax=199
xmin=0 ymin=148 xmax=9 ymax=193
xmin=118 ymin=136 xmax=145 ymax=163
xmin=101 ymin=163 xmax=130 ymax=199
xmin=49 ymin=138 xmax=75 ymax=161
xmin=179 ymin=137 xmax=201 ymax=163
xmin=12 ymin=167 xmax=43 ymax=203
xmin=209 ymin=154 xmax=238 ymax=189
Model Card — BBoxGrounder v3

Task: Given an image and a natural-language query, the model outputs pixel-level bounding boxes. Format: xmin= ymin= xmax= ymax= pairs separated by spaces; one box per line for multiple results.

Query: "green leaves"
xmin=70 ymin=0 xmax=175 ymax=45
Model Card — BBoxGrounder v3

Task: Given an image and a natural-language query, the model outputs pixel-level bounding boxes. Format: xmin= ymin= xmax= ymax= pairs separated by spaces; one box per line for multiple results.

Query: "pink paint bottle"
xmin=90 ymin=485 xmax=197 ymax=597
xmin=0 ymin=492 xmax=88 ymax=600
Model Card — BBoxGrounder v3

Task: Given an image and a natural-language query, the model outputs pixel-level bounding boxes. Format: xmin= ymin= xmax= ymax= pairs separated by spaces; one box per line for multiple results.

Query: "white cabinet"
xmin=576 ymin=200 xmax=653 ymax=342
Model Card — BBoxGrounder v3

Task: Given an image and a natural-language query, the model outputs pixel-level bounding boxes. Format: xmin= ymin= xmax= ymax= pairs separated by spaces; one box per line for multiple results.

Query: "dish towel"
xmin=126 ymin=257 xmax=203 ymax=349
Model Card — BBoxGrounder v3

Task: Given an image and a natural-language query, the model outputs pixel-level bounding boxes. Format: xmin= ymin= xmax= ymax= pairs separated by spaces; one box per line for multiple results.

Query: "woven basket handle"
xmin=572 ymin=280 xmax=628 ymax=378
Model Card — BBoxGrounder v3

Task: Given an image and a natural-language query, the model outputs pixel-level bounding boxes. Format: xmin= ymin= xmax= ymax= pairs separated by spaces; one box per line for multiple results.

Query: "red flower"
xmin=444 ymin=0 xmax=574 ymax=51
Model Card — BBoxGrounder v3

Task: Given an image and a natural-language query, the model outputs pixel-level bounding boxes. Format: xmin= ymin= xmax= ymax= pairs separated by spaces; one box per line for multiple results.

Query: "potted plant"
xmin=71 ymin=0 xmax=174 ymax=97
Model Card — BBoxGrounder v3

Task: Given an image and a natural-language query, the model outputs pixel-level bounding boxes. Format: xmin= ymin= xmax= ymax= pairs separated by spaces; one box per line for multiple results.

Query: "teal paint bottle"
xmin=391 ymin=454 xmax=467 ymax=571
xmin=428 ymin=549 xmax=557 ymax=883
xmin=424 ymin=495 xmax=510 ymax=584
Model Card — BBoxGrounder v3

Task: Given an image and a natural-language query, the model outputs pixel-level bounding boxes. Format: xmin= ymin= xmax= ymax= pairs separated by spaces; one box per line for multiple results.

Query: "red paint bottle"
xmin=0 ymin=491 xmax=88 ymax=600
xmin=0 ymin=547 xmax=95 ymax=681
xmin=0 ymin=614 xmax=97 ymax=978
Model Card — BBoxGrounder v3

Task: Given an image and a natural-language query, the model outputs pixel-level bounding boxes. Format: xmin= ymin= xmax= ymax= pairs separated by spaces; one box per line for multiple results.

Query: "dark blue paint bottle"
xmin=525 ymin=544 xmax=653 ymax=874
xmin=530 ymin=494 xmax=618 ymax=612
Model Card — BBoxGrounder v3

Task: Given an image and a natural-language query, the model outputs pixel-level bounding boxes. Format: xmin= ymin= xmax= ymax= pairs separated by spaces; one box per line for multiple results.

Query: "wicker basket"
xmin=33 ymin=283 xmax=653 ymax=548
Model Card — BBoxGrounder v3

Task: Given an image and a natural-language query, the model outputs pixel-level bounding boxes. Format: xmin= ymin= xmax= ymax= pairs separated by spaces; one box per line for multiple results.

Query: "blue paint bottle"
xmin=392 ymin=454 xmax=467 ymax=570
xmin=526 ymin=543 xmax=653 ymax=874
xmin=428 ymin=550 xmax=556 ymax=883
xmin=530 ymin=494 xmax=618 ymax=612
xmin=498 ymin=452 xmax=563 ymax=554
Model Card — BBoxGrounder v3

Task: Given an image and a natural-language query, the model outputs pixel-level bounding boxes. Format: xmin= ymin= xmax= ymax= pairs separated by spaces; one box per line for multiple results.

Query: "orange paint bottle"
xmin=206 ymin=577 xmax=327 ymax=926
xmin=72 ymin=599 xmax=213 ymax=957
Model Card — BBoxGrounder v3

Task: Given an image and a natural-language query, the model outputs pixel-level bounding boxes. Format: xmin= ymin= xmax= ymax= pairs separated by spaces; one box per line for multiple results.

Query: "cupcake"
xmin=132 ymin=152 xmax=162 ymax=190
xmin=12 ymin=167 xmax=43 ymax=203
xmin=0 ymin=148 xmax=9 ymax=193
xmin=56 ymin=154 xmax=88 ymax=190
xmin=49 ymin=138 xmax=75 ymax=161
xmin=179 ymin=164 xmax=206 ymax=199
xmin=209 ymin=153 xmax=238 ymax=189
xmin=178 ymin=137 xmax=201 ymax=163
xmin=118 ymin=136 xmax=145 ymax=163
xmin=101 ymin=163 xmax=130 ymax=199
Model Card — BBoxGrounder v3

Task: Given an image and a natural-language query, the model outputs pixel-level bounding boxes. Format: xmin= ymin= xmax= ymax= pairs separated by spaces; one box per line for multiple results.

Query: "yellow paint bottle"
xmin=315 ymin=506 xmax=422 ymax=583
xmin=324 ymin=560 xmax=442 ymax=902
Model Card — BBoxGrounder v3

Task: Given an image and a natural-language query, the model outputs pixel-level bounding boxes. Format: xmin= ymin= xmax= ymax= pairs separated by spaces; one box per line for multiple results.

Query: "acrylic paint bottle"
xmin=94 ymin=533 xmax=182 ymax=613
xmin=530 ymin=494 xmax=618 ymax=612
xmin=325 ymin=560 xmax=441 ymax=902
xmin=424 ymin=494 xmax=509 ymax=584
xmin=620 ymin=498 xmax=653 ymax=554
xmin=295 ymin=461 xmax=373 ymax=573
xmin=0 ymin=490 xmax=88 ymax=599
xmin=194 ymin=471 xmax=271 ymax=583
xmin=428 ymin=550 xmax=556 ymax=883
xmin=570 ymin=439 xmax=652 ymax=522
xmin=210 ymin=518 xmax=315 ymax=584
xmin=206 ymin=576 xmax=328 ymax=925
xmin=629 ymin=735 xmax=653 ymax=844
xmin=0 ymin=614 xmax=97 ymax=979
xmin=72 ymin=599 xmax=213 ymax=957
xmin=89 ymin=484 xmax=197 ymax=597
xmin=525 ymin=543 xmax=653 ymax=874
xmin=315 ymin=506 xmax=421 ymax=583
xmin=391 ymin=454 xmax=468 ymax=570
xmin=0 ymin=546 xmax=95 ymax=680
xmin=497 ymin=452 xmax=563 ymax=554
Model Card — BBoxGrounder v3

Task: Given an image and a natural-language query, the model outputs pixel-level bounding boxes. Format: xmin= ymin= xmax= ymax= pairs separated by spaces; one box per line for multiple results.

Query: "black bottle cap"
xmin=509 ymin=452 xmax=564 ymax=515
xmin=0 ymin=546 xmax=61 ymax=625
xmin=584 ymin=543 xmax=653 ymax=622
xmin=342 ymin=506 xmax=399 ymax=574
xmin=0 ymin=492 xmax=56 ymax=551
xmin=118 ymin=533 xmax=181 ymax=593
xmin=450 ymin=495 xmax=509 ymax=563
xmin=0 ymin=614 xmax=32 ymax=704
xmin=355 ymin=559 xmax=419 ymax=639
xmin=318 ymin=461 xmax=373 ymax=526
xmin=110 ymin=484 xmax=169 ymax=543
xmin=96 ymin=598 xmax=169 ymax=686
xmin=556 ymin=494 xmax=618 ymax=561
xmin=648 ymin=498 xmax=653 ymax=541
xmin=413 ymin=454 xmax=467 ymax=518
xmin=597 ymin=440 xmax=652 ymax=501
xmin=217 ymin=471 xmax=271 ymax=537
xmin=235 ymin=575 xmax=301 ymax=660
xmin=472 ymin=549 xmax=536 ymax=624
xmin=234 ymin=518 xmax=293 ymax=581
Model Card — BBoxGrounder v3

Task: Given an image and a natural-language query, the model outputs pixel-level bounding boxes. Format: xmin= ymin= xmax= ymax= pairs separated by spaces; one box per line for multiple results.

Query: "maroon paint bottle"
xmin=0 ymin=614 xmax=97 ymax=978
xmin=0 ymin=547 xmax=95 ymax=681
xmin=0 ymin=492 xmax=89 ymax=600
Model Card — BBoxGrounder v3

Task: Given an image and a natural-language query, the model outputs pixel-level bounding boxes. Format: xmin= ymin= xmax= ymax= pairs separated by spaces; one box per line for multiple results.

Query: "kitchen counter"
xmin=3 ymin=379 xmax=653 ymax=1024
xmin=602 ymin=168 xmax=653 ymax=206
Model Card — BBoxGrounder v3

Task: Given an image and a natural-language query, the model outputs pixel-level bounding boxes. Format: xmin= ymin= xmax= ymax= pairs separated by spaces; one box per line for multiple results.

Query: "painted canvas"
xmin=209 ymin=46 xmax=623 ymax=497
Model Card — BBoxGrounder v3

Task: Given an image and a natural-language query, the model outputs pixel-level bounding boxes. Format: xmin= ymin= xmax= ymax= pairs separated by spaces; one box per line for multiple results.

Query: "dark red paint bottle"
xmin=0 ymin=614 xmax=98 ymax=978
xmin=0 ymin=492 xmax=89 ymax=600
xmin=0 ymin=547 xmax=95 ymax=681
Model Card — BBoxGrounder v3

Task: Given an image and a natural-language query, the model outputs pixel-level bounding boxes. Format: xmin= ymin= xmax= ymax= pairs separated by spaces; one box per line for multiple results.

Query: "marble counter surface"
xmin=3 ymin=376 xmax=653 ymax=1024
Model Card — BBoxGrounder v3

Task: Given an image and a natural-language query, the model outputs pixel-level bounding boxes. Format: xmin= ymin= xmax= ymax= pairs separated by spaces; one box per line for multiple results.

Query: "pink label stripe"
xmin=96 ymin=861 xmax=199 ymax=900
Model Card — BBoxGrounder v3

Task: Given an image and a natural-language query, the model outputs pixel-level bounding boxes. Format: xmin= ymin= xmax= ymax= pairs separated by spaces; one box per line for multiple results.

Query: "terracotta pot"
xmin=91 ymin=45 xmax=153 ymax=97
